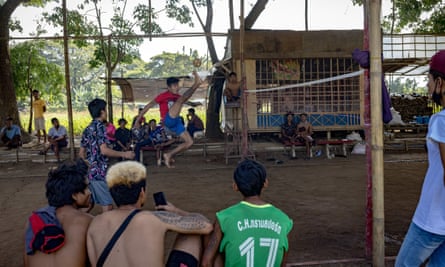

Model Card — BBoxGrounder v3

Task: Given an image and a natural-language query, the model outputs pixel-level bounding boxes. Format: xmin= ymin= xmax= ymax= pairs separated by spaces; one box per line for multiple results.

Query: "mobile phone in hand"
xmin=153 ymin=192 xmax=167 ymax=209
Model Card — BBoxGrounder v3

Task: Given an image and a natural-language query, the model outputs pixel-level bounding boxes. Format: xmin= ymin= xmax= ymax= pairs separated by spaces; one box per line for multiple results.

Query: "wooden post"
xmin=369 ymin=0 xmax=385 ymax=266
xmin=62 ymin=0 xmax=75 ymax=160
xmin=107 ymin=35 xmax=113 ymax=123
xmin=363 ymin=1 xmax=373 ymax=260
xmin=240 ymin=0 xmax=248 ymax=158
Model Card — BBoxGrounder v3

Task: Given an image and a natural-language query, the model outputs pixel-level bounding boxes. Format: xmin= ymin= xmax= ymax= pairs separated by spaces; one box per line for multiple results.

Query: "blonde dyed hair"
xmin=106 ymin=161 xmax=147 ymax=188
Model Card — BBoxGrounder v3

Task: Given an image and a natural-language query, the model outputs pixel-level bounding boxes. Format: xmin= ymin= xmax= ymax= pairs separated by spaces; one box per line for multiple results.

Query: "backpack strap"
xmin=96 ymin=209 xmax=141 ymax=267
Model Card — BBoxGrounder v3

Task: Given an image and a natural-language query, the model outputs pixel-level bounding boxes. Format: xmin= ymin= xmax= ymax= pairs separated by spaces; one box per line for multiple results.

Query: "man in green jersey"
xmin=202 ymin=159 xmax=293 ymax=267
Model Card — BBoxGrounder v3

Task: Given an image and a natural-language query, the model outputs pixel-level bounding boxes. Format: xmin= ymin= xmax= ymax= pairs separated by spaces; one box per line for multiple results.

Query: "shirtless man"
xmin=86 ymin=161 xmax=213 ymax=267
xmin=296 ymin=113 xmax=314 ymax=159
xmin=224 ymin=72 xmax=241 ymax=102
xmin=24 ymin=160 xmax=93 ymax=267
xmin=137 ymin=71 xmax=202 ymax=168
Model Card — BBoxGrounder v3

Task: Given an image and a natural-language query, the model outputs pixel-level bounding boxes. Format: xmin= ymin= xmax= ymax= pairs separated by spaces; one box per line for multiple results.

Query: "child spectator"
xmin=202 ymin=159 xmax=293 ymax=267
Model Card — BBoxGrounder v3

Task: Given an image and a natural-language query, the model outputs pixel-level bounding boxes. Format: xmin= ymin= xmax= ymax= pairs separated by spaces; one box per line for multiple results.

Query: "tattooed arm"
xmin=152 ymin=202 xmax=212 ymax=234
xmin=201 ymin=220 xmax=223 ymax=267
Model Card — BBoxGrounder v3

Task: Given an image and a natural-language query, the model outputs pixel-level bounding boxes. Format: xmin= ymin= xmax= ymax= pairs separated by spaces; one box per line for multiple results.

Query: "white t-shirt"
xmin=48 ymin=126 xmax=67 ymax=138
xmin=413 ymin=109 xmax=445 ymax=235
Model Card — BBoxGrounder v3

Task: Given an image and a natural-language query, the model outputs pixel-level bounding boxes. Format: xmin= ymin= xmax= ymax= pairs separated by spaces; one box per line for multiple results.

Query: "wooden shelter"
xmin=225 ymin=29 xmax=364 ymax=133
xmin=111 ymin=76 xmax=209 ymax=104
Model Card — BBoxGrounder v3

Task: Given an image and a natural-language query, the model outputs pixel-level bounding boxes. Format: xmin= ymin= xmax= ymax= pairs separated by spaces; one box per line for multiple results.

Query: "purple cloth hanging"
xmin=352 ymin=48 xmax=392 ymax=123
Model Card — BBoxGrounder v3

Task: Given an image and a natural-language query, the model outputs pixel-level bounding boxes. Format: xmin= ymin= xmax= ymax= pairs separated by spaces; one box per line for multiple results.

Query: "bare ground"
xmin=0 ymin=147 xmax=427 ymax=267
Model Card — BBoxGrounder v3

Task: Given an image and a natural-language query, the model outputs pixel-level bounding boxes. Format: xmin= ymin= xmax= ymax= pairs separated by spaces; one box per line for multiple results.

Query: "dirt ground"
xmin=0 ymin=147 xmax=428 ymax=267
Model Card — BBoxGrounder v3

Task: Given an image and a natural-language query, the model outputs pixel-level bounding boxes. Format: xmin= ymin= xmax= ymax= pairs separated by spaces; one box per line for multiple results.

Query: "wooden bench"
xmin=139 ymin=145 xmax=165 ymax=165
xmin=282 ymin=140 xmax=311 ymax=158
xmin=384 ymin=137 xmax=426 ymax=152
xmin=43 ymin=147 xmax=77 ymax=163
xmin=283 ymin=139 xmax=355 ymax=159
xmin=187 ymin=137 xmax=209 ymax=157
xmin=316 ymin=139 xmax=355 ymax=159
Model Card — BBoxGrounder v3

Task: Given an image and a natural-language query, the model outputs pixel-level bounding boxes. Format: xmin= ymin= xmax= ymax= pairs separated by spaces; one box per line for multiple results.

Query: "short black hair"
xmin=109 ymin=180 xmax=146 ymax=206
xmin=284 ymin=112 xmax=294 ymax=120
xmin=166 ymin=77 xmax=180 ymax=87
xmin=229 ymin=72 xmax=237 ymax=77
xmin=118 ymin=118 xmax=127 ymax=124
xmin=148 ymin=119 xmax=156 ymax=124
xmin=430 ymin=69 xmax=445 ymax=80
xmin=6 ymin=117 xmax=13 ymax=121
xmin=32 ymin=89 xmax=39 ymax=94
xmin=188 ymin=108 xmax=195 ymax=114
xmin=87 ymin=98 xmax=107 ymax=119
xmin=46 ymin=160 xmax=89 ymax=208
xmin=51 ymin=117 xmax=58 ymax=124
xmin=233 ymin=159 xmax=267 ymax=197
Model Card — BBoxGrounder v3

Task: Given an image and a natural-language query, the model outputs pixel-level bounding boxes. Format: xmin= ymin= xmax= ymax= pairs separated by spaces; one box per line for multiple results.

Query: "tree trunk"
xmin=196 ymin=0 xmax=269 ymax=138
xmin=244 ymin=0 xmax=269 ymax=29
xmin=205 ymin=70 xmax=225 ymax=139
xmin=28 ymin=91 xmax=33 ymax=133
xmin=0 ymin=0 xmax=24 ymax=129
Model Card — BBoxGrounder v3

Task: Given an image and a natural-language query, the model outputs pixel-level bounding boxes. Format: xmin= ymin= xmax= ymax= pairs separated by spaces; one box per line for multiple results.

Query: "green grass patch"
xmin=19 ymin=106 xmax=207 ymax=136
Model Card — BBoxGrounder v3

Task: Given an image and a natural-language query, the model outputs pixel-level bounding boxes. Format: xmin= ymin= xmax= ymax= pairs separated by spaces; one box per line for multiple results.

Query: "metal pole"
xmin=62 ymin=0 xmax=75 ymax=160
xmin=369 ymin=0 xmax=385 ymax=266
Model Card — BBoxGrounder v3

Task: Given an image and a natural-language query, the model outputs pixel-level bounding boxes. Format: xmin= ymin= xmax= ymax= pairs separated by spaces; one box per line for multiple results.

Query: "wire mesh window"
xmin=255 ymin=58 xmax=361 ymax=115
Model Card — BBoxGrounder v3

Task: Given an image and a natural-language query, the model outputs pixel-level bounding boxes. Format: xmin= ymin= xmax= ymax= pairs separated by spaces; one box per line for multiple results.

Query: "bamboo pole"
xmin=62 ymin=0 xmax=75 ymax=160
xmin=369 ymin=0 xmax=385 ymax=266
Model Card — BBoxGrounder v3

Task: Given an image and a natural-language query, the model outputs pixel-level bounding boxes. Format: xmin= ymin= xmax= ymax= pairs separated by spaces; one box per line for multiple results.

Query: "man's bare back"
xmin=87 ymin=161 xmax=212 ymax=267
xmin=25 ymin=206 xmax=93 ymax=267
xmin=87 ymin=208 xmax=212 ymax=267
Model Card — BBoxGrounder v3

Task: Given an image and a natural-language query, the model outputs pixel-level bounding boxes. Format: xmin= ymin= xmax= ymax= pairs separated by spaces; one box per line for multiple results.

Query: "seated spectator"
xmin=296 ymin=113 xmax=314 ymax=160
xmin=202 ymin=159 xmax=293 ymax=267
xmin=104 ymin=120 xmax=116 ymax=148
xmin=86 ymin=161 xmax=213 ymax=267
xmin=148 ymin=119 xmax=176 ymax=166
xmin=280 ymin=112 xmax=298 ymax=158
xmin=39 ymin=118 xmax=68 ymax=162
xmin=224 ymin=72 xmax=241 ymax=102
xmin=114 ymin=118 xmax=131 ymax=152
xmin=131 ymin=107 xmax=146 ymax=128
xmin=24 ymin=160 xmax=93 ymax=267
xmin=132 ymin=119 xmax=153 ymax=162
xmin=186 ymin=108 xmax=204 ymax=138
xmin=281 ymin=112 xmax=297 ymax=143
xmin=0 ymin=117 xmax=21 ymax=150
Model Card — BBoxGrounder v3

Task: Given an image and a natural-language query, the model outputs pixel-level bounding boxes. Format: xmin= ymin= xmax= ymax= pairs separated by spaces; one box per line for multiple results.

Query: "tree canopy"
xmin=353 ymin=0 xmax=445 ymax=33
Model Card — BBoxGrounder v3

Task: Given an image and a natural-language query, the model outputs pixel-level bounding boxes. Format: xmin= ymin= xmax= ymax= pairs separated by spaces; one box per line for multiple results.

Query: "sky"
xmin=11 ymin=0 xmax=392 ymax=62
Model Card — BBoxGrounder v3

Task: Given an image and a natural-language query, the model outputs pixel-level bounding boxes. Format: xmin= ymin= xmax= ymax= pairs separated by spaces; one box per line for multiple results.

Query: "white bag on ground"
xmin=351 ymin=142 xmax=366 ymax=155
xmin=387 ymin=107 xmax=405 ymax=126
xmin=346 ymin=131 xmax=363 ymax=142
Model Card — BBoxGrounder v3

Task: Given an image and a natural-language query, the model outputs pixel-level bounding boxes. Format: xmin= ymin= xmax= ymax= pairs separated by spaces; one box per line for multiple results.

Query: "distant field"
xmin=19 ymin=106 xmax=206 ymax=136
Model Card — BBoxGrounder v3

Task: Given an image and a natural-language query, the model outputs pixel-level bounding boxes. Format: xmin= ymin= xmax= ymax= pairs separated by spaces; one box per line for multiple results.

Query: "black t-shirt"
xmin=115 ymin=128 xmax=131 ymax=145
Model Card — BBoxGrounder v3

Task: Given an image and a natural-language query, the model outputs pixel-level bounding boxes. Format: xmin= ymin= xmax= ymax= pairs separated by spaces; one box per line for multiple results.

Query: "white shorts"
xmin=34 ymin=118 xmax=46 ymax=131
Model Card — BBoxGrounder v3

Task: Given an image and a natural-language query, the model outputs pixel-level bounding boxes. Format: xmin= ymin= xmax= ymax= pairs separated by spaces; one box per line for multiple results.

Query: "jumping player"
xmin=137 ymin=71 xmax=202 ymax=168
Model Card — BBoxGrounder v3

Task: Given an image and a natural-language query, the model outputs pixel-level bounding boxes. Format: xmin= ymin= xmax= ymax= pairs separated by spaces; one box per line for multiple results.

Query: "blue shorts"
xmin=89 ymin=180 xmax=114 ymax=206
xmin=164 ymin=113 xmax=185 ymax=136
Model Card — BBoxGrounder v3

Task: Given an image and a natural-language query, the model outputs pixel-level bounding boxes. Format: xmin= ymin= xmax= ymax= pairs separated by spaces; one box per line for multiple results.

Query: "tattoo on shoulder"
xmin=153 ymin=211 xmax=209 ymax=230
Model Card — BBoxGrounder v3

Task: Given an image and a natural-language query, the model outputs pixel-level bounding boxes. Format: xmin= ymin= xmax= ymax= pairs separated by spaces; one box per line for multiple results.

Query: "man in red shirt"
xmin=137 ymin=71 xmax=202 ymax=168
